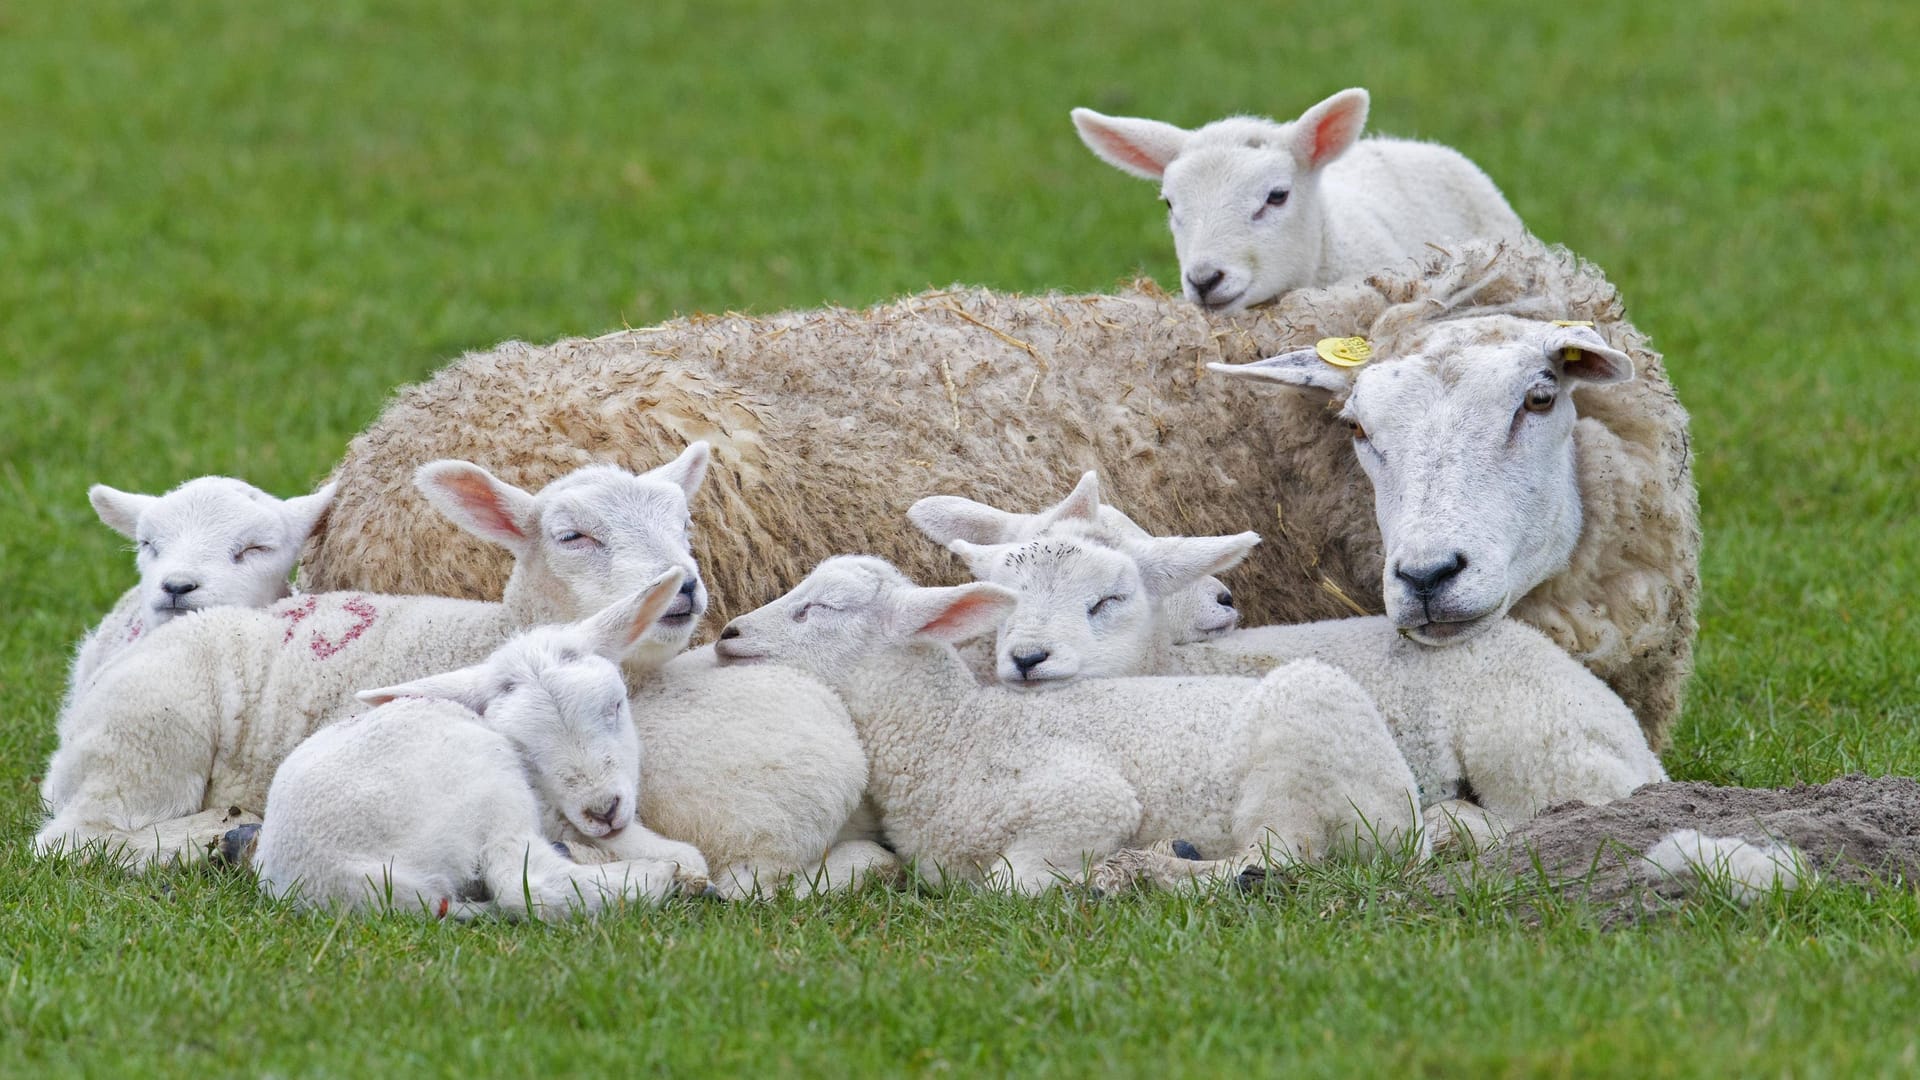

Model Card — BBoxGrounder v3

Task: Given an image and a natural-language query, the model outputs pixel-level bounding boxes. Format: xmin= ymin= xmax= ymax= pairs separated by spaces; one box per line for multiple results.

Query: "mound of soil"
xmin=1430 ymin=775 xmax=1920 ymax=918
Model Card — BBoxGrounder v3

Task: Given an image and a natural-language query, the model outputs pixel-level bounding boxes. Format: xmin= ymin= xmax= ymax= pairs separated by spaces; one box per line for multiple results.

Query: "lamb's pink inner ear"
xmin=915 ymin=588 xmax=1012 ymax=642
xmin=1305 ymin=93 xmax=1368 ymax=168
xmin=436 ymin=470 xmax=528 ymax=544
xmin=1103 ymin=135 xmax=1169 ymax=178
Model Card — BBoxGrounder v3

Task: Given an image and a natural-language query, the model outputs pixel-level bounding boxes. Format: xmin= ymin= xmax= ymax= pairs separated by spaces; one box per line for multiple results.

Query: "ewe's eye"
xmin=1523 ymin=386 xmax=1558 ymax=413
xmin=1088 ymin=595 xmax=1126 ymax=617
xmin=1266 ymin=188 xmax=1289 ymax=207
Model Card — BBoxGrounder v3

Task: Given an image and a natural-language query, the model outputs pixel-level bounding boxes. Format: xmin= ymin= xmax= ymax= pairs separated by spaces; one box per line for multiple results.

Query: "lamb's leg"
xmin=36 ymin=804 xmax=259 ymax=873
xmin=1424 ymin=799 xmax=1508 ymax=856
xmin=483 ymin=841 xmax=684 ymax=921
xmin=793 ymin=839 xmax=902 ymax=896
xmin=1233 ymin=660 xmax=1427 ymax=864
xmin=572 ymin=822 xmax=710 ymax=882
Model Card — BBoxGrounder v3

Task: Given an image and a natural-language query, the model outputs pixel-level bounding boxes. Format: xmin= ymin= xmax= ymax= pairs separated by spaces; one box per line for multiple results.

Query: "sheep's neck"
xmin=837 ymin=644 xmax=981 ymax=767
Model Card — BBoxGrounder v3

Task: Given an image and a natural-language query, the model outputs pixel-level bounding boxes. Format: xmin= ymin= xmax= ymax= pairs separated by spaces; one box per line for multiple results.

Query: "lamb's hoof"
xmin=672 ymin=870 xmax=717 ymax=900
xmin=213 ymin=824 xmax=261 ymax=868
xmin=1170 ymin=840 xmax=1204 ymax=862
xmin=1234 ymin=865 xmax=1269 ymax=892
xmin=1087 ymin=849 xmax=1150 ymax=899
xmin=551 ymin=841 xmax=574 ymax=860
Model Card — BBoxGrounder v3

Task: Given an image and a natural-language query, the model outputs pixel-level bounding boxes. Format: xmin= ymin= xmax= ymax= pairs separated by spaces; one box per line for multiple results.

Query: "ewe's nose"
xmin=161 ymin=577 xmax=200 ymax=597
xmin=1394 ymin=553 xmax=1468 ymax=598
xmin=1186 ymin=268 xmax=1227 ymax=300
xmin=584 ymin=795 xmax=622 ymax=829
xmin=1011 ymin=648 xmax=1050 ymax=677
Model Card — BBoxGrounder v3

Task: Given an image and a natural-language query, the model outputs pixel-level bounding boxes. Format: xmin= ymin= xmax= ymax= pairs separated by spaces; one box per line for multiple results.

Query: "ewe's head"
xmin=949 ymin=526 xmax=1259 ymax=687
xmin=713 ymin=556 xmax=1016 ymax=689
xmin=416 ymin=442 xmax=711 ymax=664
xmin=1073 ymin=88 xmax=1370 ymax=313
xmin=358 ymin=569 xmax=685 ymax=841
xmin=1211 ymin=317 xmax=1633 ymax=645
xmin=90 ymin=476 xmax=335 ymax=626
xmin=908 ymin=471 xmax=1241 ymax=644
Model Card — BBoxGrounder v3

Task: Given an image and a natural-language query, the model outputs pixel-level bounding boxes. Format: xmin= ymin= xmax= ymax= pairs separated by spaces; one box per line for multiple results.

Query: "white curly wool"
xmin=1643 ymin=830 xmax=1809 ymax=903
xmin=36 ymin=447 xmax=712 ymax=872
xmin=1073 ymin=88 xmax=1522 ymax=311
xmin=70 ymin=476 xmax=335 ymax=697
xmin=255 ymin=573 xmax=707 ymax=920
xmin=715 ymin=556 xmax=1425 ymax=894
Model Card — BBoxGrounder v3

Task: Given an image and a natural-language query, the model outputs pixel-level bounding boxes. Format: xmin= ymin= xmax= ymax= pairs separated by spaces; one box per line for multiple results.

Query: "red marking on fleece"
xmin=127 ymin=619 xmax=144 ymax=643
xmin=309 ymin=596 xmax=379 ymax=660
xmin=275 ymin=596 xmax=319 ymax=644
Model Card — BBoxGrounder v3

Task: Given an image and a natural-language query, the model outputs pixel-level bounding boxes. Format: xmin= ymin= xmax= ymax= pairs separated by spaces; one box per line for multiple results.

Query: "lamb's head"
xmin=908 ymin=471 xmax=1240 ymax=644
xmin=948 ymin=526 xmax=1259 ymax=687
xmin=90 ymin=475 xmax=336 ymax=626
xmin=1211 ymin=318 xmax=1633 ymax=644
xmin=1072 ymin=88 xmax=1370 ymax=312
xmin=416 ymin=442 xmax=711 ymax=665
xmin=358 ymin=569 xmax=685 ymax=840
xmin=713 ymin=556 xmax=1015 ymax=689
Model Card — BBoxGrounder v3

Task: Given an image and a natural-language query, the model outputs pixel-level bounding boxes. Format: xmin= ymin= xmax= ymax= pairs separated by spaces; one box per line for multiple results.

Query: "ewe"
xmin=36 ymin=447 xmax=710 ymax=871
xmin=71 ymin=476 xmax=335 ymax=695
xmin=1072 ymin=88 xmax=1522 ymax=312
xmin=921 ymin=473 xmax=1666 ymax=847
xmin=301 ymin=238 xmax=1697 ymax=746
xmin=256 ymin=571 xmax=707 ymax=920
xmin=713 ymin=556 xmax=1424 ymax=894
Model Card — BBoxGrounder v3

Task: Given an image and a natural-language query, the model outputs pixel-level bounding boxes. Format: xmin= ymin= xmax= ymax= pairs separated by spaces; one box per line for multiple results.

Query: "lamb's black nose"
xmin=162 ymin=577 xmax=200 ymax=596
xmin=1217 ymin=589 xmax=1233 ymax=608
xmin=1187 ymin=268 xmax=1226 ymax=299
xmin=1011 ymin=649 xmax=1049 ymax=676
xmin=678 ymin=577 xmax=699 ymax=598
xmin=718 ymin=624 xmax=741 ymax=640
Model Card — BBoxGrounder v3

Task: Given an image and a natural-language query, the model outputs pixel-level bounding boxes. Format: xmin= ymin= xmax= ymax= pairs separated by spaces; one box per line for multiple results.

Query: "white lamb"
xmin=1073 ymin=88 xmax=1522 ymax=311
xmin=921 ymin=474 xmax=1666 ymax=848
xmin=713 ymin=555 xmax=1425 ymax=895
xmin=70 ymin=476 xmax=336 ymax=695
xmin=256 ymin=571 xmax=707 ymax=920
xmin=36 ymin=445 xmax=712 ymax=871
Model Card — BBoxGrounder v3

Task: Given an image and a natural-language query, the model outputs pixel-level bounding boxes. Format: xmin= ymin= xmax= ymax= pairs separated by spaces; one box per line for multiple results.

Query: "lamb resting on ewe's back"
xmin=302 ymin=238 xmax=1698 ymax=746
xmin=1072 ymin=88 xmax=1523 ymax=312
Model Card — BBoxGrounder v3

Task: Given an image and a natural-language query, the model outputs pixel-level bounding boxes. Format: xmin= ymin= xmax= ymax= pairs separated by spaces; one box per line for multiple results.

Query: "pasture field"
xmin=1 ymin=0 xmax=1915 ymax=1074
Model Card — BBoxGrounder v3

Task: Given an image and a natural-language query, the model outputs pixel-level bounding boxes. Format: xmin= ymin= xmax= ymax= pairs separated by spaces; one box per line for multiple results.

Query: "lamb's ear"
xmin=1546 ymin=325 xmax=1635 ymax=386
xmin=648 ymin=441 xmax=712 ymax=501
xmin=1208 ymin=349 xmax=1351 ymax=394
xmin=1033 ymin=471 xmax=1102 ymax=530
xmin=945 ymin=539 xmax=1007 ymax=581
xmin=281 ymin=481 xmax=337 ymax=542
xmin=1289 ymin=88 xmax=1369 ymax=171
xmin=581 ymin=568 xmax=685 ymax=660
xmin=414 ymin=461 xmax=537 ymax=556
xmin=909 ymin=495 xmax=1025 ymax=546
xmin=357 ymin=666 xmax=492 ymax=711
xmin=891 ymin=582 xmax=1019 ymax=644
xmin=89 ymin=485 xmax=157 ymax=540
xmin=1071 ymin=108 xmax=1191 ymax=181
xmin=1129 ymin=532 xmax=1262 ymax=597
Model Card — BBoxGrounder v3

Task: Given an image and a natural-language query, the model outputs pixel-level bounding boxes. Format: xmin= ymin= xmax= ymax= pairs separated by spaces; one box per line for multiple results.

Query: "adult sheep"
xmin=303 ymin=238 xmax=1698 ymax=745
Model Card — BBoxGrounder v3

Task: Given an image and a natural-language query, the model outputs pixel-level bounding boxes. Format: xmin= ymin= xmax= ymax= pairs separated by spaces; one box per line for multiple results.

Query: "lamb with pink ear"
xmin=1073 ymin=88 xmax=1522 ymax=311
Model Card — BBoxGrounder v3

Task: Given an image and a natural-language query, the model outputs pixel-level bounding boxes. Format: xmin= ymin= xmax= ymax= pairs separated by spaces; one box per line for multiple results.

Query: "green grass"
xmin=1 ymin=0 xmax=1916 ymax=1074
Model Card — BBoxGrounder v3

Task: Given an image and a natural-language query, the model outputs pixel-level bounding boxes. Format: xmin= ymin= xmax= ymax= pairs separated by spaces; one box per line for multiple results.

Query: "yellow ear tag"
xmin=1315 ymin=336 xmax=1372 ymax=368
xmin=1551 ymin=319 xmax=1594 ymax=328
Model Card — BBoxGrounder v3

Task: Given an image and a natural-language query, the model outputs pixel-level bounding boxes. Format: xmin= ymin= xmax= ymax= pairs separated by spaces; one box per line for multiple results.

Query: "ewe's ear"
xmin=357 ymin=666 xmax=493 ymax=711
xmin=414 ymin=461 xmax=537 ymax=556
xmin=1034 ymin=471 xmax=1103 ymax=530
xmin=649 ymin=441 xmax=712 ymax=501
xmin=89 ymin=484 xmax=157 ymax=540
xmin=581 ymin=568 xmax=685 ymax=660
xmin=281 ymin=481 xmax=337 ymax=542
xmin=892 ymin=582 xmax=1019 ymax=644
xmin=1071 ymin=108 xmax=1191 ymax=181
xmin=908 ymin=494 xmax=1025 ymax=545
xmin=1129 ymin=532 xmax=1262 ymax=596
xmin=1546 ymin=325 xmax=1635 ymax=386
xmin=1208 ymin=348 xmax=1351 ymax=394
xmin=1289 ymin=88 xmax=1369 ymax=171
